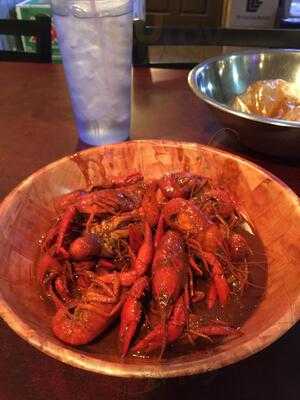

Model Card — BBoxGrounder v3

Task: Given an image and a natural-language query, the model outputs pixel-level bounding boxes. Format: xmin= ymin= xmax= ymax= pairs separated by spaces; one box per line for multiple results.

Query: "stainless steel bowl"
xmin=188 ymin=49 xmax=300 ymax=158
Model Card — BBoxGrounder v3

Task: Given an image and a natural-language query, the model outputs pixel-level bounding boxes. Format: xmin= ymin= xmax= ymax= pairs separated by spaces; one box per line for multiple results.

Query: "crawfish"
xmin=198 ymin=186 xmax=239 ymax=222
xmin=158 ymin=172 xmax=206 ymax=200
xmin=162 ymin=173 xmax=244 ymax=228
xmin=55 ymin=178 xmax=145 ymax=214
xmin=51 ymin=222 xmax=153 ymax=346
xmin=132 ymin=227 xmax=239 ymax=356
xmin=152 ymin=230 xmax=188 ymax=316
xmin=133 ymin=230 xmax=188 ymax=356
xmin=68 ymin=210 xmax=141 ymax=260
xmin=133 ymin=295 xmax=239 ymax=355
xmin=133 ymin=295 xmax=187 ymax=355
xmin=52 ymin=181 xmax=146 ymax=258
xmin=52 ymin=271 xmax=125 ymax=345
xmin=162 ymin=198 xmax=231 ymax=306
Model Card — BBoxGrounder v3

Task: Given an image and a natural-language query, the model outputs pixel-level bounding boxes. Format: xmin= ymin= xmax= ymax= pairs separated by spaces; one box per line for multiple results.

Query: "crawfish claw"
xmin=119 ymin=277 xmax=149 ymax=357
xmin=132 ymin=295 xmax=187 ymax=356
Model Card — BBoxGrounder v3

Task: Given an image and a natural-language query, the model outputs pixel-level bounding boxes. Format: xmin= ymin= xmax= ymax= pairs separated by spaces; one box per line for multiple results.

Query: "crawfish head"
xmin=90 ymin=211 xmax=140 ymax=236
xmin=228 ymin=232 xmax=251 ymax=261
xmin=163 ymin=198 xmax=210 ymax=238
xmin=69 ymin=234 xmax=101 ymax=261
xmin=158 ymin=172 xmax=205 ymax=199
xmin=88 ymin=211 xmax=141 ymax=257
xmin=201 ymin=187 xmax=237 ymax=219
xmin=117 ymin=181 xmax=147 ymax=210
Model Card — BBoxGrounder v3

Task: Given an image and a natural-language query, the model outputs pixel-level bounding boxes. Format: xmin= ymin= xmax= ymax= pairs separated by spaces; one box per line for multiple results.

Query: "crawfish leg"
xmin=54 ymin=275 xmax=72 ymax=303
xmin=189 ymin=256 xmax=203 ymax=277
xmin=45 ymin=280 xmax=65 ymax=309
xmin=188 ymin=266 xmax=194 ymax=298
xmin=93 ymin=272 xmax=121 ymax=302
xmin=202 ymin=251 xmax=230 ymax=306
xmin=55 ymin=205 xmax=77 ymax=257
xmin=85 ymin=212 xmax=95 ymax=232
xmin=183 ymin=280 xmax=195 ymax=351
xmin=207 ymin=281 xmax=217 ymax=310
xmin=154 ymin=213 xmax=164 ymax=248
xmin=36 ymin=253 xmax=71 ymax=307
xmin=189 ymin=323 xmax=241 ymax=339
xmin=36 ymin=253 xmax=61 ymax=287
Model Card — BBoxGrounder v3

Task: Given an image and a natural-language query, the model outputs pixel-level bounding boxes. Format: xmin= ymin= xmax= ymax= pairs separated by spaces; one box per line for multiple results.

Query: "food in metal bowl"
xmin=37 ymin=171 xmax=267 ymax=359
xmin=232 ymin=79 xmax=300 ymax=121
xmin=188 ymin=50 xmax=300 ymax=157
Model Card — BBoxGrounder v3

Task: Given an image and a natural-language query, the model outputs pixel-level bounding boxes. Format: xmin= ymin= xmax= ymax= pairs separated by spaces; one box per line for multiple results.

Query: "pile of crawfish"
xmin=37 ymin=172 xmax=252 ymax=358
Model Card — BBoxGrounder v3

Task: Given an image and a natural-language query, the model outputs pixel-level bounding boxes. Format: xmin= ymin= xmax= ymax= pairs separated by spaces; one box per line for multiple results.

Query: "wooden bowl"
xmin=0 ymin=140 xmax=299 ymax=378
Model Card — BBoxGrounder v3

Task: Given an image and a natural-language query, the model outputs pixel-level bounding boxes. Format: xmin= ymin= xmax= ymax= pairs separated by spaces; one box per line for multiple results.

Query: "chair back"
xmin=0 ymin=16 xmax=51 ymax=63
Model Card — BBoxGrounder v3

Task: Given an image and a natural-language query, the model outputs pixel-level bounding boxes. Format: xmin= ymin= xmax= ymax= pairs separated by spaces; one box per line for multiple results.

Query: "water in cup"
xmin=52 ymin=0 xmax=133 ymax=146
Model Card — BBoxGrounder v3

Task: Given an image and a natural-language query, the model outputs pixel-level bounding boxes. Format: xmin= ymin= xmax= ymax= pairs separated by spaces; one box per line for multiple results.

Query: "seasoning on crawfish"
xmin=36 ymin=172 xmax=267 ymax=358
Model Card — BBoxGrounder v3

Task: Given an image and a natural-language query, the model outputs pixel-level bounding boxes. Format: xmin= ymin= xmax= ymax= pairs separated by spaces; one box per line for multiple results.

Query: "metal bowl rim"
xmin=188 ymin=48 xmax=300 ymax=128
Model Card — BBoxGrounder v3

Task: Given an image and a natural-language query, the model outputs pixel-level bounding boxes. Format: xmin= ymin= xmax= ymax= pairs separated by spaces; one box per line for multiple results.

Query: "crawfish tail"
xmin=52 ymin=306 xmax=110 ymax=346
xmin=152 ymin=230 xmax=187 ymax=311
xmin=52 ymin=297 xmax=124 ymax=346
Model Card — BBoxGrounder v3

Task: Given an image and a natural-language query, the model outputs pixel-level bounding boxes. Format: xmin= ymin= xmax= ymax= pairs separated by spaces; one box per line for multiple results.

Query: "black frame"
xmin=0 ymin=16 xmax=52 ymax=63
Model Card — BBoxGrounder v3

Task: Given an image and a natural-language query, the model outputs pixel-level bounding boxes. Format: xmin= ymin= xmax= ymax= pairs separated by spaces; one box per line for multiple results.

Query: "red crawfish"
xmin=162 ymin=198 xmax=231 ymax=307
xmin=158 ymin=172 xmax=206 ymax=200
xmin=132 ymin=296 xmax=239 ymax=355
xmin=133 ymin=230 xmax=189 ymax=357
xmin=50 ymin=181 xmax=146 ymax=258
xmin=51 ymin=222 xmax=153 ymax=346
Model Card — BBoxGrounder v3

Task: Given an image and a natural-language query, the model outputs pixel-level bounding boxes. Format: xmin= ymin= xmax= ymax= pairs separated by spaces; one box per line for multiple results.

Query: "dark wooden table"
xmin=0 ymin=63 xmax=299 ymax=400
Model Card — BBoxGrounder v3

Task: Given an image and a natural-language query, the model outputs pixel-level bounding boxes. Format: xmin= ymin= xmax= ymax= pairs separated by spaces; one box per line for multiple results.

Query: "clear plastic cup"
xmin=52 ymin=0 xmax=133 ymax=145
